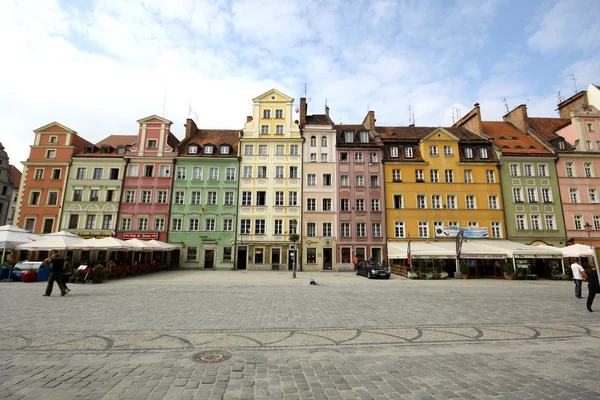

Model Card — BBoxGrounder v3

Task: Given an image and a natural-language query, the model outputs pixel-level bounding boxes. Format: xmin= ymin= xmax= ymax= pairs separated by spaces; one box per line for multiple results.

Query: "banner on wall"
xmin=435 ymin=226 xmax=489 ymax=239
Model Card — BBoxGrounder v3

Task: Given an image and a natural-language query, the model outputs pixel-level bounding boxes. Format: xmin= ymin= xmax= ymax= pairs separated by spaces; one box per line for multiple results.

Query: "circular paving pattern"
xmin=190 ymin=349 xmax=232 ymax=363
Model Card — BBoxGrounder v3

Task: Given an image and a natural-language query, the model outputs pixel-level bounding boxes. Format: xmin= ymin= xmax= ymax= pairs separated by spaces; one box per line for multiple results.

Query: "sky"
xmin=1 ymin=0 xmax=599 ymax=171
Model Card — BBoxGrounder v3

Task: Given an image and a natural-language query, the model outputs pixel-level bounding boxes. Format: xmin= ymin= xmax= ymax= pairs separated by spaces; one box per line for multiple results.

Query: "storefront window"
xmin=255 ymin=248 xmax=264 ymax=264
xmin=187 ymin=247 xmax=198 ymax=262
xmin=341 ymin=247 xmax=351 ymax=263
xmin=307 ymin=248 xmax=317 ymax=264
xmin=223 ymin=247 xmax=232 ymax=262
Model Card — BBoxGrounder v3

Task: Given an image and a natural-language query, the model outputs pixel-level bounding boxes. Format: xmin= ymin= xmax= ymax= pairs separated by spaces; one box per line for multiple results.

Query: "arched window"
xmin=321 ymin=136 xmax=327 ymax=147
xmin=310 ymin=136 xmax=317 ymax=147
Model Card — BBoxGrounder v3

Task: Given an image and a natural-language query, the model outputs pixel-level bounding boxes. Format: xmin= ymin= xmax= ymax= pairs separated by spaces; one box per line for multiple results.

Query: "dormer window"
xmin=147 ymin=139 xmax=157 ymax=148
xmin=359 ymin=131 xmax=369 ymax=143
xmin=497 ymin=136 xmax=505 ymax=140
xmin=464 ymin=148 xmax=473 ymax=159
xmin=204 ymin=145 xmax=214 ymax=154
xmin=49 ymin=136 xmax=58 ymax=143
xmin=100 ymin=146 xmax=110 ymax=154
xmin=509 ymin=136 xmax=518 ymax=140
xmin=390 ymin=147 xmax=398 ymax=158
xmin=344 ymin=131 xmax=353 ymax=143
xmin=188 ymin=145 xmax=198 ymax=154
xmin=558 ymin=141 xmax=565 ymax=150
xmin=479 ymin=148 xmax=489 ymax=159
xmin=514 ymin=145 xmax=523 ymax=149
xmin=84 ymin=146 xmax=94 ymax=154
xmin=220 ymin=145 xmax=230 ymax=154
xmin=117 ymin=146 xmax=125 ymax=154
xmin=405 ymin=147 xmax=414 ymax=158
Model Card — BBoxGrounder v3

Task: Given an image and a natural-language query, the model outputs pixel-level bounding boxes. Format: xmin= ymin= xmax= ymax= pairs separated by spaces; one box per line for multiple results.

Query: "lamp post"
xmin=289 ymin=219 xmax=298 ymax=279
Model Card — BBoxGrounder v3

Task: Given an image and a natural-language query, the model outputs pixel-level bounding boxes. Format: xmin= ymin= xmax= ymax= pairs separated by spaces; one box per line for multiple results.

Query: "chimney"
xmin=185 ymin=118 xmax=198 ymax=139
xmin=362 ymin=110 xmax=376 ymax=130
xmin=325 ymin=106 xmax=330 ymax=117
xmin=452 ymin=102 xmax=482 ymax=134
xmin=246 ymin=116 xmax=253 ymax=123
xmin=503 ymin=104 xmax=528 ymax=132
xmin=300 ymin=97 xmax=307 ymax=126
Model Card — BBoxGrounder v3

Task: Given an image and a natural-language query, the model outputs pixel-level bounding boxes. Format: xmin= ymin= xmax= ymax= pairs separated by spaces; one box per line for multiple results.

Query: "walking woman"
xmin=587 ymin=264 xmax=599 ymax=312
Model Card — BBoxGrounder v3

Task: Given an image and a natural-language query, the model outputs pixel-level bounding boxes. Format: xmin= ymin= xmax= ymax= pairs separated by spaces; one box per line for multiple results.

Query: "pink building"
xmin=118 ymin=116 xmax=180 ymax=242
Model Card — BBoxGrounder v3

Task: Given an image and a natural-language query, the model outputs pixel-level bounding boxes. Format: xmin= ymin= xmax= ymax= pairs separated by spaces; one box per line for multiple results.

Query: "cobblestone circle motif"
xmin=190 ymin=350 xmax=232 ymax=363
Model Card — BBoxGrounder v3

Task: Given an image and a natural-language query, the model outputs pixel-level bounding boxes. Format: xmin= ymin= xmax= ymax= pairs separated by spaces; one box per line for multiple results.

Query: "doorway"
xmin=272 ymin=248 xmax=281 ymax=270
xmin=204 ymin=249 xmax=214 ymax=269
xmin=323 ymin=248 xmax=332 ymax=270
xmin=237 ymin=247 xmax=247 ymax=270
xmin=371 ymin=248 xmax=382 ymax=263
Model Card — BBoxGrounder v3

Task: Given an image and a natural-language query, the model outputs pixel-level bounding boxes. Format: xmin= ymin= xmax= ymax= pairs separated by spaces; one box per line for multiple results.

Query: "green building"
xmin=168 ymin=119 xmax=240 ymax=269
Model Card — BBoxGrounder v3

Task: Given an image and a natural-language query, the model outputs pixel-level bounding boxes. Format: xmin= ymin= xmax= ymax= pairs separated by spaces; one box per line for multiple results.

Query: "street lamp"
xmin=289 ymin=219 xmax=299 ymax=279
xmin=585 ymin=222 xmax=593 ymax=249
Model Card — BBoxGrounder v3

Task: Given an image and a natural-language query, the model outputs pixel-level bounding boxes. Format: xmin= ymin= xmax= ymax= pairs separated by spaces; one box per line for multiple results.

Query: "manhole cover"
xmin=191 ymin=350 xmax=232 ymax=364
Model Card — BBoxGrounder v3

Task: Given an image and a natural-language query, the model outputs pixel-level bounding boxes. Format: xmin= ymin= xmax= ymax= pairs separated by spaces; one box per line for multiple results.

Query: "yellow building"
xmin=381 ymin=126 xmax=505 ymax=275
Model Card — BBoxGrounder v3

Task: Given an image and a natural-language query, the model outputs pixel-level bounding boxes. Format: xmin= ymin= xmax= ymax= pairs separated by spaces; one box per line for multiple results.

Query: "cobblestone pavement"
xmin=1 ymin=271 xmax=600 ymax=399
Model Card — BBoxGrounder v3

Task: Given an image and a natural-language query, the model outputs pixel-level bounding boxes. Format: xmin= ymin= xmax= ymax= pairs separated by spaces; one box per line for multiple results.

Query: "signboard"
xmin=516 ymin=259 xmax=530 ymax=269
xmin=435 ymin=226 xmax=489 ymax=239
xmin=122 ymin=233 xmax=159 ymax=240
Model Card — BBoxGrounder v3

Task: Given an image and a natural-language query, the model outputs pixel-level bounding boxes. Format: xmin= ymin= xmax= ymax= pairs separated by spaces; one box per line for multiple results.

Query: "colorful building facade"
xmin=169 ymin=119 xmax=239 ymax=269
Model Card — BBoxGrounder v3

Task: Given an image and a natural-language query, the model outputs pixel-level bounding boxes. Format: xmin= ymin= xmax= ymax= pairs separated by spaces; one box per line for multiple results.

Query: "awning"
xmin=470 ymin=240 xmax=563 ymax=259
xmin=429 ymin=241 xmax=507 ymax=259
xmin=387 ymin=242 xmax=455 ymax=259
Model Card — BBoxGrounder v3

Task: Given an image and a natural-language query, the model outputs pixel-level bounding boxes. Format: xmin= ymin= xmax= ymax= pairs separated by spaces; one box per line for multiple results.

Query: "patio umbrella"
xmin=148 ymin=240 xmax=177 ymax=251
xmin=561 ymin=244 xmax=594 ymax=258
xmin=0 ymin=225 xmax=42 ymax=263
xmin=124 ymin=239 xmax=160 ymax=251
xmin=70 ymin=237 xmax=135 ymax=251
xmin=16 ymin=231 xmax=85 ymax=251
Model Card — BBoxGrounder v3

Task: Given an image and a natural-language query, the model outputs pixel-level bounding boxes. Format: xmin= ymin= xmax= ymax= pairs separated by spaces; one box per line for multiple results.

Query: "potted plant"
xmin=23 ymin=268 xmax=38 ymax=283
xmin=459 ymin=261 xmax=469 ymax=279
xmin=425 ymin=272 xmax=434 ymax=280
xmin=439 ymin=271 xmax=449 ymax=279
xmin=407 ymin=270 xmax=419 ymax=279
xmin=93 ymin=264 xmax=105 ymax=284
xmin=503 ymin=261 xmax=515 ymax=280
xmin=516 ymin=267 xmax=527 ymax=280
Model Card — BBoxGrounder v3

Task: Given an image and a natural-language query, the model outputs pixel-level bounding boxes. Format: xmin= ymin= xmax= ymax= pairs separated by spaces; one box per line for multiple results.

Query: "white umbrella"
xmin=148 ymin=240 xmax=177 ymax=250
xmin=70 ymin=237 xmax=135 ymax=250
xmin=16 ymin=231 xmax=85 ymax=251
xmin=0 ymin=225 xmax=42 ymax=263
xmin=124 ymin=239 xmax=161 ymax=251
xmin=561 ymin=244 xmax=594 ymax=258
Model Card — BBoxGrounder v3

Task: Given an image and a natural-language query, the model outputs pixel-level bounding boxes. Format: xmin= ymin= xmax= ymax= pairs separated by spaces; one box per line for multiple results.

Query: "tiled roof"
xmin=527 ymin=117 xmax=573 ymax=152
xmin=10 ymin=165 xmax=21 ymax=188
xmin=179 ymin=129 xmax=240 ymax=157
xmin=305 ymin=114 xmax=334 ymax=126
xmin=482 ymin=121 xmax=552 ymax=156
xmin=75 ymin=134 xmax=137 ymax=156
xmin=335 ymin=124 xmax=381 ymax=146
xmin=377 ymin=126 xmax=486 ymax=142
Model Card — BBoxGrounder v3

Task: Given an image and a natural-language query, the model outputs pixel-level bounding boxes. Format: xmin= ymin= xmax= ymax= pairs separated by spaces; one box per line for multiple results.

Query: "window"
xmin=516 ymin=215 xmax=526 ymax=230
xmin=344 ymin=131 xmax=353 ymax=143
xmin=310 ymin=136 xmax=317 ymax=147
xmin=154 ymin=218 xmax=164 ymax=231
xmin=341 ymin=198 xmax=349 ymax=211
xmin=91 ymin=168 xmax=102 ymax=180
xmin=68 ymin=215 xmax=79 ymax=229
xmin=488 ymin=196 xmax=498 ymax=209
xmin=323 ymin=223 xmax=332 ymax=237
xmin=370 ymin=175 xmax=379 ymax=187
xmin=430 ymin=146 xmax=438 ymax=156
xmin=566 ymin=162 xmax=574 ymax=177
xmin=464 ymin=148 xmax=473 ymax=159
xmin=289 ymin=219 xmax=298 ymax=234
xmin=445 ymin=170 xmax=454 ymax=183
xmin=77 ymin=167 xmax=87 ymax=179
xmin=288 ymin=192 xmax=298 ymax=206
xmin=390 ymin=147 xmax=398 ymax=157
xmin=140 ymin=190 xmax=151 ymax=204
xmin=570 ymin=189 xmax=579 ymax=203
xmin=257 ymin=166 xmax=267 ymax=179
xmin=73 ymin=189 xmax=83 ymax=202
xmin=263 ymin=109 xmax=271 ymax=118
xmin=255 ymin=191 xmax=266 ymax=206
xmin=24 ymin=218 xmax=35 ymax=232
xmin=405 ymin=147 xmax=414 ymax=158
xmin=356 ymin=176 xmax=364 ymax=186
xmin=393 ymin=195 xmax=403 ymax=209
xmin=46 ymin=150 xmax=56 ymax=159
xmin=47 ymin=192 xmax=58 ymax=205
xmin=447 ymin=195 xmax=456 ymax=209
xmin=356 ymin=199 xmax=365 ymax=211
xmin=243 ymin=166 xmax=253 ymax=179
xmin=275 ymin=109 xmax=283 ymax=118
xmin=34 ymin=168 xmax=43 ymax=180
xmin=530 ymin=215 xmax=541 ymax=230
xmin=323 ymin=198 xmax=332 ymax=211
xmin=102 ymin=215 xmax=113 ymax=230
xmin=527 ymin=188 xmax=538 ymax=203
xmin=466 ymin=195 xmax=476 ymax=209
xmin=357 ymin=223 xmax=366 ymax=237
xmin=354 ymin=152 xmax=363 ymax=162
xmin=371 ymin=199 xmax=380 ymax=211
xmin=275 ymin=166 xmax=284 ymax=179
xmin=275 ymin=191 xmax=285 ymax=206
xmin=464 ymin=170 xmax=472 ymax=183
xmin=444 ymin=146 xmax=452 ymax=156
xmin=240 ymin=219 xmax=251 ymax=234
xmin=319 ymin=136 xmax=327 ymax=148
xmin=595 ymin=216 xmax=600 ymax=230
xmin=205 ymin=219 xmax=215 ymax=231
xmin=369 ymin=153 xmax=378 ymax=163
xmin=340 ymin=152 xmax=348 ymax=162
xmin=171 ymin=218 xmax=182 ymax=231
xmin=372 ymin=223 xmax=381 ymax=237
xmin=224 ymin=192 xmax=234 ymax=206
xmin=52 ymin=169 xmax=61 ymax=180
xmin=255 ymin=219 xmax=265 ymax=234
xmin=30 ymin=191 xmax=40 ymax=205
xmin=85 ymin=215 xmax=96 ymax=230
xmin=159 ymin=165 xmax=170 ymax=177
xmin=307 ymin=223 xmax=316 ymax=237
xmin=448 ymin=221 xmax=459 ymax=227
xmin=479 ymin=148 xmax=489 ymax=159
xmin=323 ymin=173 xmax=332 ymax=186
xmin=242 ymin=191 xmax=252 ymax=206
xmin=509 ymin=164 xmax=520 ymax=177
xmin=49 ymin=136 xmax=58 ymax=143
xmin=513 ymin=188 xmax=523 ymax=203
xmin=431 ymin=195 xmax=441 ymax=209
xmin=189 ymin=218 xmax=199 ymax=231
xmin=260 ymin=125 xmax=269 ymax=134
xmin=224 ymin=219 xmax=233 ymax=232
xmin=209 ymin=167 xmax=219 ymax=180
xmin=117 ymin=146 xmax=125 ymax=154
xmin=188 ymin=144 xmax=198 ymax=154
xmin=274 ymin=220 xmax=283 ymax=235
xmin=275 ymin=125 xmax=283 ymax=136
xmin=417 ymin=195 xmax=427 ymax=209
xmin=120 ymin=217 xmax=131 ymax=231
xmin=394 ymin=221 xmax=405 ymax=238
xmin=418 ymin=222 xmax=429 ymax=238
xmin=144 ymin=165 xmax=154 ymax=178
xmin=186 ymin=247 xmax=198 ymax=261
xmin=546 ymin=215 xmax=556 ymax=230
xmin=585 ymin=163 xmax=594 ymax=177
xmin=416 ymin=170 xmax=424 ymax=182
xmin=176 ymin=167 xmax=186 ymax=180
xmin=588 ymin=123 xmax=595 ymax=132
xmin=244 ymin=145 xmax=254 ymax=156
xmin=89 ymin=190 xmax=100 ymax=202
xmin=486 ymin=170 xmax=495 ymax=183
xmin=174 ymin=191 xmax=184 ymax=205
xmin=258 ymin=145 xmax=268 ymax=156
xmin=147 ymin=139 xmax=157 ymax=148
xmin=360 ymin=131 xmax=369 ymax=143
xmin=468 ymin=221 xmax=478 ymax=227
xmin=226 ymin=168 xmax=235 ymax=181
xmin=276 ymin=145 xmax=285 ymax=156
xmin=341 ymin=223 xmax=350 ymax=237
xmin=207 ymin=191 xmax=217 ymax=205
xmin=290 ymin=145 xmax=299 ymax=156
xmin=289 ymin=166 xmax=298 ymax=179
xmin=538 ymin=164 xmax=548 ymax=177
xmin=590 ymin=189 xmax=598 ymax=204
xmin=341 ymin=175 xmax=349 ymax=186
xmin=430 ymin=170 xmax=439 ymax=183
xmin=392 ymin=170 xmax=401 ymax=182
xmin=524 ymin=164 xmax=534 ymax=177
xmin=587 ymin=141 xmax=592 ymax=150
xmin=574 ymin=215 xmax=583 ymax=230
xmin=125 ymin=190 xmax=135 ymax=203
xmin=491 ymin=222 xmax=501 ymax=238
xmin=307 ymin=174 xmax=316 ymax=186
xmin=541 ymin=188 xmax=553 ymax=203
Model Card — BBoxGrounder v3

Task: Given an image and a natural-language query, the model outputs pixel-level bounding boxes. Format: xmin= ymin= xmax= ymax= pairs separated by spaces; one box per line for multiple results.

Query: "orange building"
xmin=14 ymin=122 xmax=92 ymax=234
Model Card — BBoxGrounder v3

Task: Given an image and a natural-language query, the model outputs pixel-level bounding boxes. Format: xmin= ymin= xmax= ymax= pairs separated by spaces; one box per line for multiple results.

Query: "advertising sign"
xmin=122 ymin=233 xmax=159 ymax=240
xmin=435 ymin=226 xmax=489 ymax=239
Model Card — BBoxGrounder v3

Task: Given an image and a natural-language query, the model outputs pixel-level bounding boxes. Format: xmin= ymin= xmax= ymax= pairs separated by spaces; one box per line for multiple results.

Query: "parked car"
xmin=354 ymin=259 xmax=390 ymax=279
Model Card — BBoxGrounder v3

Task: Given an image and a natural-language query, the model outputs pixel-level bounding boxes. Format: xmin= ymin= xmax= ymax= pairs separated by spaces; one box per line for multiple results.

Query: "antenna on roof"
xmin=503 ymin=98 xmax=509 ymax=114
xmin=568 ymin=74 xmax=578 ymax=94
xmin=557 ymin=90 xmax=564 ymax=104
xmin=451 ymin=107 xmax=461 ymax=124
xmin=304 ymin=83 xmax=307 ymax=98
xmin=188 ymin=101 xmax=199 ymax=122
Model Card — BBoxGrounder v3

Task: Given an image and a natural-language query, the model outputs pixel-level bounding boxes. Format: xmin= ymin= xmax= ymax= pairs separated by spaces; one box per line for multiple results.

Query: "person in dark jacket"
xmin=43 ymin=253 xmax=67 ymax=297
xmin=587 ymin=264 xmax=599 ymax=312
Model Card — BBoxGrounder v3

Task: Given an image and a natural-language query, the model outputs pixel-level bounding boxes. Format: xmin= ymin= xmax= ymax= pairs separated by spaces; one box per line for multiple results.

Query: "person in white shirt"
xmin=571 ymin=260 xmax=585 ymax=298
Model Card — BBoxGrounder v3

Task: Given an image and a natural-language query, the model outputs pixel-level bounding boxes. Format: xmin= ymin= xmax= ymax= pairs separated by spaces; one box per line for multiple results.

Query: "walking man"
xmin=587 ymin=264 xmax=599 ymax=312
xmin=571 ymin=259 xmax=585 ymax=298
xmin=43 ymin=253 xmax=67 ymax=297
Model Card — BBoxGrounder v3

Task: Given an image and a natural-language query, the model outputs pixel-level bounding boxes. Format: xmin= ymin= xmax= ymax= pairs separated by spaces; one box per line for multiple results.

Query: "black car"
xmin=355 ymin=260 xmax=390 ymax=279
